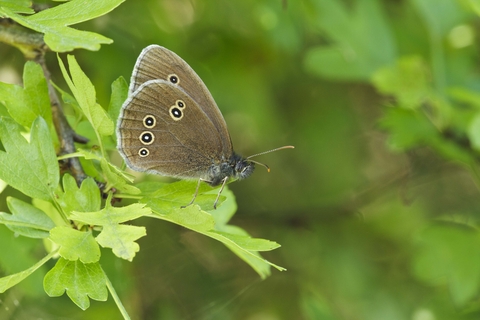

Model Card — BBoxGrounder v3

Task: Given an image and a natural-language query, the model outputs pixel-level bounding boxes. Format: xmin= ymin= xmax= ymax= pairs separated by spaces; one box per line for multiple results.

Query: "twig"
xmin=0 ymin=18 xmax=88 ymax=185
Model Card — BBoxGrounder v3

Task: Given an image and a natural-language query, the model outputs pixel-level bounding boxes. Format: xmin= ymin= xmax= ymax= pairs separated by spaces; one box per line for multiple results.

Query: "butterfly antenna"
xmin=246 ymin=146 xmax=294 ymax=172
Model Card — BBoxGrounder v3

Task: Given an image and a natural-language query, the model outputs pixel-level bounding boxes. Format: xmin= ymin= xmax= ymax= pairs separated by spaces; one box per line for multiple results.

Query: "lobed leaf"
xmin=71 ymin=201 xmax=150 ymax=261
xmin=44 ymin=258 xmax=107 ymax=310
xmin=0 ymin=117 xmax=59 ymax=201
xmin=0 ymin=61 xmax=52 ymax=128
xmin=96 ymin=224 xmax=145 ymax=261
xmin=57 ymin=174 xmax=101 ymax=217
xmin=49 ymin=227 xmax=101 ymax=263
xmin=0 ymin=0 xmax=125 ymax=51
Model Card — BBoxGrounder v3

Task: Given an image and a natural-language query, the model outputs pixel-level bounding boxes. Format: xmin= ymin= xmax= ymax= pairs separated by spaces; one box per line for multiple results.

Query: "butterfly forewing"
xmin=117 ymin=80 xmax=225 ymax=179
xmin=129 ymin=45 xmax=233 ymax=155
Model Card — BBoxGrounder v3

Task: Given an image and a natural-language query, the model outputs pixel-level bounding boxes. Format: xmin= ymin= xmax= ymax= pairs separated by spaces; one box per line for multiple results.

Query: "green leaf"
xmin=70 ymin=201 xmax=150 ymax=261
xmin=413 ymin=223 xmax=480 ymax=306
xmin=0 ymin=0 xmax=33 ymax=14
xmin=371 ymin=56 xmax=431 ymax=108
xmin=141 ymin=180 xmax=222 ymax=213
xmin=0 ymin=0 xmax=125 ymax=52
xmin=96 ymin=224 xmax=146 ymax=261
xmin=44 ymin=258 xmax=107 ymax=310
xmin=58 ymin=54 xmax=114 ymax=137
xmin=0 ymin=197 xmax=55 ymax=238
xmin=49 ymin=227 xmax=100 ymax=263
xmin=0 ymin=117 xmax=59 ymax=201
xmin=146 ymin=191 xmax=284 ymax=278
xmin=0 ymin=61 xmax=52 ymax=128
xmin=58 ymin=174 xmax=101 ymax=217
xmin=0 ymin=250 xmax=56 ymax=293
xmin=209 ymin=230 xmax=280 ymax=251
xmin=108 ymin=76 xmax=128 ymax=127
xmin=305 ymin=0 xmax=396 ymax=81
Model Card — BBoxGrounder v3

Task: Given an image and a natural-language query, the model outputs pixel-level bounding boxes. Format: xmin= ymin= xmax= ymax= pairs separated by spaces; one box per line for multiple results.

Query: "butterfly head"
xmin=233 ymin=155 xmax=255 ymax=180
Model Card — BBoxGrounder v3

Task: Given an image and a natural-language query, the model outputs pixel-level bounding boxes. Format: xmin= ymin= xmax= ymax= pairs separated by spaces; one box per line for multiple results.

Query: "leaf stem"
xmin=104 ymin=270 xmax=131 ymax=320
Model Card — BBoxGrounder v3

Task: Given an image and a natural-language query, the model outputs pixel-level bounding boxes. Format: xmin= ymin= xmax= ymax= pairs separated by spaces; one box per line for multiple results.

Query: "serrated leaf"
xmin=44 ymin=258 xmax=107 ymax=310
xmin=0 ymin=0 xmax=125 ymax=51
xmin=58 ymin=174 xmax=101 ymax=217
xmin=0 ymin=197 xmax=55 ymax=238
xmin=0 ymin=61 xmax=52 ymax=128
xmin=0 ymin=250 xmax=56 ymax=293
xmin=0 ymin=117 xmax=59 ymax=201
xmin=70 ymin=201 xmax=150 ymax=261
xmin=58 ymin=54 xmax=113 ymax=137
xmin=49 ymin=227 xmax=100 ymax=263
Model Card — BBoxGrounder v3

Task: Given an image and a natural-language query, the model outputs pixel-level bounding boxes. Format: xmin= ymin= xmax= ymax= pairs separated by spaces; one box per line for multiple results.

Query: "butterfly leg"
xmin=181 ymin=178 xmax=210 ymax=208
xmin=213 ymin=177 xmax=229 ymax=209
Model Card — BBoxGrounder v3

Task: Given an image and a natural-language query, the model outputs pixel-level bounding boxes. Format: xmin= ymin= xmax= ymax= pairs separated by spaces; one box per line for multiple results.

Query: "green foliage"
xmin=43 ymin=258 xmax=108 ymax=310
xmin=3 ymin=0 xmax=480 ymax=319
xmin=0 ymin=0 xmax=125 ymax=51
xmin=50 ymin=227 xmax=100 ymax=263
xmin=58 ymin=54 xmax=114 ymax=154
xmin=304 ymin=0 xmax=396 ymax=80
xmin=0 ymin=0 xmax=32 ymax=14
xmin=0 ymin=2 xmax=285 ymax=317
xmin=0 ymin=61 xmax=52 ymax=128
xmin=71 ymin=197 xmax=149 ymax=262
xmin=0 ymin=117 xmax=59 ymax=201
xmin=0 ymin=197 xmax=55 ymax=238
xmin=413 ymin=223 xmax=480 ymax=306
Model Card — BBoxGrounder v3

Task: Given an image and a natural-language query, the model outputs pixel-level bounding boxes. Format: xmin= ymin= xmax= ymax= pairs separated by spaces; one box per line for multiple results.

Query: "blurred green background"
xmin=2 ymin=0 xmax=480 ymax=319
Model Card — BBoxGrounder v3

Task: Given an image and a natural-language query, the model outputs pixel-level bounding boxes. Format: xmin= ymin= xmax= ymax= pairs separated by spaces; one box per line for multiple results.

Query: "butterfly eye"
xmin=169 ymin=106 xmax=184 ymax=121
xmin=139 ymin=131 xmax=155 ymax=145
xmin=138 ymin=148 xmax=149 ymax=157
xmin=143 ymin=115 xmax=156 ymax=128
xmin=168 ymin=74 xmax=179 ymax=84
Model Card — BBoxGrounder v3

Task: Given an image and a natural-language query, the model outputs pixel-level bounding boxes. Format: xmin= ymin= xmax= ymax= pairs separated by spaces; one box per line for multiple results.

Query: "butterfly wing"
xmin=117 ymin=80 xmax=225 ymax=179
xmin=129 ymin=45 xmax=233 ymax=155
